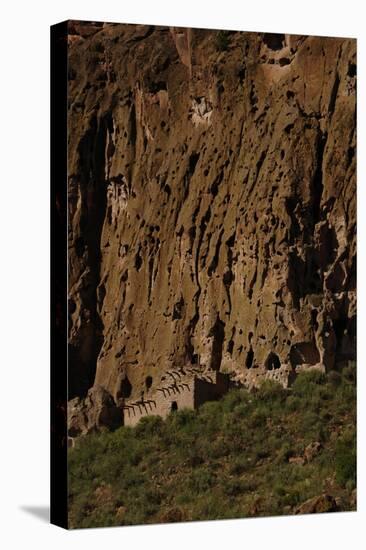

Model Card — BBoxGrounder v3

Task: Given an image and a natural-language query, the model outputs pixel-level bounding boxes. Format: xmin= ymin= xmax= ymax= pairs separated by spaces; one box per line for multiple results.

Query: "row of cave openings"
xmin=118 ymin=312 xmax=355 ymax=400
xmin=119 ymin=373 xmax=153 ymax=399
xmin=118 ymin=351 xmax=280 ymax=402
xmin=245 ymin=343 xmax=320 ymax=372
xmin=245 ymin=349 xmax=281 ymax=371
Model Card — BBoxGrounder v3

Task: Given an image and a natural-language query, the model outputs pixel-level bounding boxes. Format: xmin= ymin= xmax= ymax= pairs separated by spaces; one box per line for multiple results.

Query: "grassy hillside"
xmin=68 ymin=365 xmax=356 ymax=528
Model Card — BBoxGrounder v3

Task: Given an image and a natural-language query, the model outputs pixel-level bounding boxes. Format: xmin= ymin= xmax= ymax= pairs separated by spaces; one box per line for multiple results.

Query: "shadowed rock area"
xmin=66 ymin=23 xmax=356 ymax=411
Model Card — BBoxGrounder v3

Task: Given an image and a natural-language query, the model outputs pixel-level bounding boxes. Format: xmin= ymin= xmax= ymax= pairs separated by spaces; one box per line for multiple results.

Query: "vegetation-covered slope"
xmin=68 ymin=365 xmax=356 ymax=528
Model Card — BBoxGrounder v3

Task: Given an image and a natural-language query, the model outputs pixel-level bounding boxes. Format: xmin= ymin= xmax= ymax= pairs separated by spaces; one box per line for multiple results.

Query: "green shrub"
xmin=292 ymin=370 xmax=326 ymax=398
xmin=248 ymin=408 xmax=267 ymax=428
xmin=222 ymin=478 xmax=249 ymax=496
xmin=327 ymin=370 xmax=342 ymax=387
xmin=257 ymin=380 xmax=286 ymax=403
xmin=198 ymin=401 xmax=223 ymax=434
xmin=285 ymin=394 xmax=302 ymax=411
xmin=184 ymin=447 xmax=205 ymax=467
xmin=229 ymin=456 xmax=251 ymax=475
xmin=276 ymin=443 xmax=296 ymax=464
xmin=232 ymin=401 xmax=250 ymax=417
xmin=335 ymin=429 xmax=356 ymax=488
xmin=167 ymin=408 xmax=196 ymax=430
xmin=188 ymin=467 xmax=217 ymax=493
xmin=135 ymin=415 xmax=164 ymax=437
xmin=299 ymin=411 xmax=324 ymax=439
xmin=203 ymin=437 xmax=231 ymax=459
xmin=220 ymin=389 xmax=245 ymax=412
xmin=68 ymin=362 xmax=356 ymax=527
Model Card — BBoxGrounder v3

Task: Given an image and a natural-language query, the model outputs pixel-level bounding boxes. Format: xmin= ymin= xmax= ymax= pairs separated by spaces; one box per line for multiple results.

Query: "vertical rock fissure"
xmin=328 ymin=72 xmax=340 ymax=117
xmin=209 ymin=315 xmax=226 ymax=371
xmin=311 ymin=131 xmax=328 ymax=227
xmin=185 ymin=206 xmax=211 ymax=362
xmin=69 ymin=114 xmax=109 ymax=398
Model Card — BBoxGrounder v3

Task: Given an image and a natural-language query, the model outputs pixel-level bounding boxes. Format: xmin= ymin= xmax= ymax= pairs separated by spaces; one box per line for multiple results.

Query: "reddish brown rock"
xmin=66 ymin=22 xmax=356 ymax=405
xmin=68 ymin=386 xmax=122 ymax=437
xmin=304 ymin=441 xmax=322 ymax=462
xmin=288 ymin=456 xmax=305 ymax=466
xmin=295 ymin=494 xmax=338 ymax=514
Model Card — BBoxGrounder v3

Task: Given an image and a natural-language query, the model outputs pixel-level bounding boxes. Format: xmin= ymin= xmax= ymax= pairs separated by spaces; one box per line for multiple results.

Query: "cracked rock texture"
xmin=68 ymin=386 xmax=122 ymax=439
xmin=67 ymin=22 xmax=356 ymax=402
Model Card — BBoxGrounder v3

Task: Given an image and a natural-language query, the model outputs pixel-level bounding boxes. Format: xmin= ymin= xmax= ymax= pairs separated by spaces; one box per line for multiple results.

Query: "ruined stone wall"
xmin=123 ymin=379 xmax=195 ymax=426
xmin=123 ymin=371 xmax=230 ymax=426
xmin=67 ymin=23 xmax=356 ymax=401
xmin=194 ymin=371 xmax=230 ymax=407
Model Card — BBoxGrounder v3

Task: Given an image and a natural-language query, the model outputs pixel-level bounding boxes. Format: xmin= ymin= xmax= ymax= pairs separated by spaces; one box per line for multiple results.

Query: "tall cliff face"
xmin=67 ymin=22 xmax=356 ymax=402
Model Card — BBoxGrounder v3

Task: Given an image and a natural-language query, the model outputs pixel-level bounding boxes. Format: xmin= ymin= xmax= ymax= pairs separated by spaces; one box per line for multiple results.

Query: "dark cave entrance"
xmin=263 ymin=33 xmax=285 ymax=50
xmin=265 ymin=352 xmax=281 ymax=371
xmin=289 ymin=342 xmax=320 ymax=368
xmin=333 ymin=316 xmax=356 ymax=363
xmin=120 ymin=376 xmax=132 ymax=398
xmin=246 ymin=347 xmax=254 ymax=369
xmin=209 ymin=315 xmax=226 ymax=371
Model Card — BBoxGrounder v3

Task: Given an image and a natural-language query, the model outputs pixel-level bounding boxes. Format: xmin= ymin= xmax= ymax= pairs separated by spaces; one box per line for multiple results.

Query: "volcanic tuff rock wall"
xmin=67 ymin=22 xmax=356 ymax=402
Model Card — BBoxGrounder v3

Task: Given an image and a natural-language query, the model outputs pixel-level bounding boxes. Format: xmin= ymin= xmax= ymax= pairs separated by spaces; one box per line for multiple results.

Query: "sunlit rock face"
xmin=67 ymin=23 xmax=356 ymax=401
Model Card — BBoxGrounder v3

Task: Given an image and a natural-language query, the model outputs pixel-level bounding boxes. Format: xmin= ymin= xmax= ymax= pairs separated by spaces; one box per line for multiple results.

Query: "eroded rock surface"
xmin=67 ymin=23 xmax=356 ymax=404
xmin=68 ymin=386 xmax=122 ymax=438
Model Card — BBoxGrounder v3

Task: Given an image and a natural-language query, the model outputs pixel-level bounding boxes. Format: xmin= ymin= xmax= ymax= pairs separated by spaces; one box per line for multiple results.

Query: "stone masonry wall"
xmin=123 ymin=370 xmax=230 ymax=426
xmin=123 ymin=378 xmax=195 ymax=427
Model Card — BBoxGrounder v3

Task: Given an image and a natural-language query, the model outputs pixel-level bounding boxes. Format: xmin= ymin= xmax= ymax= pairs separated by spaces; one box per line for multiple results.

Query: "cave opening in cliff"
xmin=265 ymin=352 xmax=281 ymax=371
xmin=171 ymin=401 xmax=178 ymax=412
xmin=188 ymin=152 xmax=200 ymax=176
xmin=129 ymin=103 xmax=137 ymax=146
xmin=246 ymin=347 xmax=254 ymax=369
xmin=289 ymin=342 xmax=320 ymax=368
xmin=333 ymin=317 xmax=356 ymax=361
xmin=263 ymin=33 xmax=285 ymax=50
xmin=120 ymin=376 xmax=132 ymax=398
xmin=348 ymin=316 xmax=356 ymax=340
xmin=74 ymin=236 xmax=86 ymax=258
xmin=145 ymin=376 xmax=153 ymax=390
xmin=333 ymin=317 xmax=347 ymax=345
xmin=209 ymin=316 xmax=225 ymax=371
xmin=191 ymin=353 xmax=199 ymax=365
xmin=227 ymin=339 xmax=234 ymax=355
xmin=311 ymin=131 xmax=327 ymax=226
